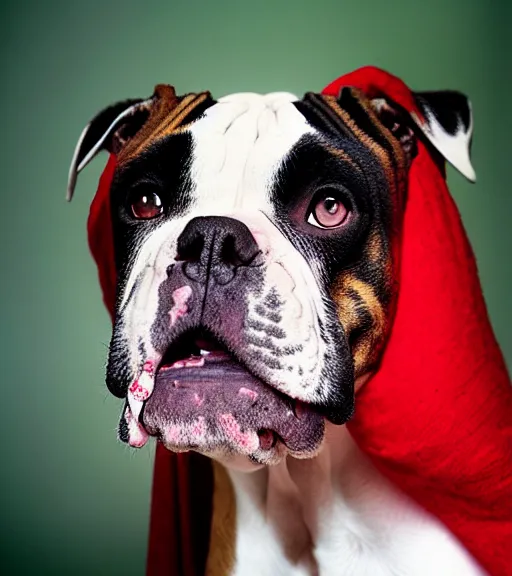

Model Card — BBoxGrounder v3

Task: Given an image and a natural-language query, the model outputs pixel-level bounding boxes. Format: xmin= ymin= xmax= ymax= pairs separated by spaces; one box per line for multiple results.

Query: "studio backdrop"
xmin=0 ymin=0 xmax=509 ymax=574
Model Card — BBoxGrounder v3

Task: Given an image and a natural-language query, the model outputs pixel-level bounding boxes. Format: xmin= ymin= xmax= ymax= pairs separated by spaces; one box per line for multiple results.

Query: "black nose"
xmin=176 ymin=216 xmax=262 ymax=285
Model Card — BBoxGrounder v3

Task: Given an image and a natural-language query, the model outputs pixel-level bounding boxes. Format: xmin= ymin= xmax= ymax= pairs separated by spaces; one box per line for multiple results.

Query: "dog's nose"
xmin=176 ymin=216 xmax=262 ymax=285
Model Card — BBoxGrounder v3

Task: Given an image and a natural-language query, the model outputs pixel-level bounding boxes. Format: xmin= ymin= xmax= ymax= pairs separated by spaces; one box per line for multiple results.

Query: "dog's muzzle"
xmin=115 ymin=216 xmax=332 ymax=465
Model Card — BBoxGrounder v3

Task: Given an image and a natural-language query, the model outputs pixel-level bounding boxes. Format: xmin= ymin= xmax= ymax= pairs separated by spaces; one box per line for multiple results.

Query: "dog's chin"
xmin=121 ymin=337 xmax=326 ymax=465
xmin=143 ymin=352 xmax=325 ymax=466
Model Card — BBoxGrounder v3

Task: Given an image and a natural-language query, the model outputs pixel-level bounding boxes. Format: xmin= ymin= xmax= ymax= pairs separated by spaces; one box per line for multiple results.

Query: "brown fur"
xmin=324 ymin=145 xmax=363 ymax=173
xmin=321 ymin=89 xmax=410 ymax=378
xmin=206 ymin=462 xmax=237 ymax=576
xmin=117 ymin=87 xmax=211 ymax=166
xmin=331 ymin=274 xmax=387 ymax=377
xmin=322 ymin=94 xmax=397 ymax=193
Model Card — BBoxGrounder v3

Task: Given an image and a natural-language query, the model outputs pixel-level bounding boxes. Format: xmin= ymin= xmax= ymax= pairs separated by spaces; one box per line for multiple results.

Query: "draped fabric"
xmin=87 ymin=67 xmax=511 ymax=576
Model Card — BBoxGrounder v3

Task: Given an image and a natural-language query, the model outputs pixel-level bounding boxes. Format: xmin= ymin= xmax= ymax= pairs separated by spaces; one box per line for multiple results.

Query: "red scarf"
xmin=88 ymin=67 xmax=512 ymax=576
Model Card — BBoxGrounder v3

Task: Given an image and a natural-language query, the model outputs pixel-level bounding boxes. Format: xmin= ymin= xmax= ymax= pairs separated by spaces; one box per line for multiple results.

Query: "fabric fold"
xmin=86 ymin=66 xmax=511 ymax=576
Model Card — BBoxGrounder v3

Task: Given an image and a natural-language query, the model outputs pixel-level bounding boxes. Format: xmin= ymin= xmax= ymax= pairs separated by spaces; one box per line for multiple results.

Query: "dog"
xmin=67 ymin=76 xmax=488 ymax=575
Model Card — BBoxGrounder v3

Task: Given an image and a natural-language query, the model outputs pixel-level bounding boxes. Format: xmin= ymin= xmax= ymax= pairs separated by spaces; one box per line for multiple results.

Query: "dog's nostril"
xmin=166 ymin=264 xmax=174 ymax=277
xmin=176 ymin=216 xmax=261 ymax=286
xmin=177 ymin=234 xmax=205 ymax=263
xmin=221 ymin=234 xmax=241 ymax=266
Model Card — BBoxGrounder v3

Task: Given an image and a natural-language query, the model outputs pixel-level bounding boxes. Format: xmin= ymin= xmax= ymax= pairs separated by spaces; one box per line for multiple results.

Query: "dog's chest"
xmin=224 ymin=426 xmax=485 ymax=576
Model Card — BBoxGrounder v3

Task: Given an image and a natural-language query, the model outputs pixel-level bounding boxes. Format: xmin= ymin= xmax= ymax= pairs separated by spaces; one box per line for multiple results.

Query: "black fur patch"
xmin=415 ymin=91 xmax=470 ymax=134
xmin=109 ymin=132 xmax=196 ymax=275
xmin=269 ymin=133 xmax=390 ymax=287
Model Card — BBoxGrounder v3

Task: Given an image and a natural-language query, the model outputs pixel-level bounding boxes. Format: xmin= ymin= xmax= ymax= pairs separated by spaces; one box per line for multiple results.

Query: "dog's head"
xmin=69 ymin=82 xmax=474 ymax=468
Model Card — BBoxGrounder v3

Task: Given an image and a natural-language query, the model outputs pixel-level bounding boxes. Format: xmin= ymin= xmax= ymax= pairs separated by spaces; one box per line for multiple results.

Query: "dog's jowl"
xmin=68 ymin=76 xmax=488 ymax=576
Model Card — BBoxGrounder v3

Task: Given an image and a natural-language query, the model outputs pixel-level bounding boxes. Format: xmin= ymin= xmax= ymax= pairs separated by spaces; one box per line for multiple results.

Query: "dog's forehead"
xmin=198 ymin=91 xmax=307 ymax=135
xmin=187 ymin=92 xmax=316 ymax=211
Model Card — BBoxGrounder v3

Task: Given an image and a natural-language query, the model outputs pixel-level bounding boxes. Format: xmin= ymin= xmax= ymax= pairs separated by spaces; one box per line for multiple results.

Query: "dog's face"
xmin=69 ymin=83 xmax=473 ymax=467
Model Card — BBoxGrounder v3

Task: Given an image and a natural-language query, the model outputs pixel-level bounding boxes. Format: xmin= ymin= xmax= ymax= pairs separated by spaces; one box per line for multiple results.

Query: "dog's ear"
xmin=67 ymin=85 xmax=212 ymax=201
xmin=66 ymin=96 xmax=155 ymax=201
xmin=366 ymin=89 xmax=476 ymax=182
xmin=66 ymin=85 xmax=181 ymax=201
xmin=67 ymin=96 xmax=155 ymax=201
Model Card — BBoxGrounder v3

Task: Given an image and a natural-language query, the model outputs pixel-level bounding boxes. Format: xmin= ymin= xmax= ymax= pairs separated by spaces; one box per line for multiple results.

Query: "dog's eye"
xmin=307 ymin=190 xmax=350 ymax=229
xmin=130 ymin=191 xmax=163 ymax=220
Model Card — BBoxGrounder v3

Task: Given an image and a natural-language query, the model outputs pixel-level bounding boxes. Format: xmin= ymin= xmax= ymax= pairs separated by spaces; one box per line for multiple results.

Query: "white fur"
xmin=411 ymin=106 xmax=476 ymax=182
xmin=227 ymin=424 xmax=487 ymax=576
xmin=188 ymin=92 xmax=313 ymax=214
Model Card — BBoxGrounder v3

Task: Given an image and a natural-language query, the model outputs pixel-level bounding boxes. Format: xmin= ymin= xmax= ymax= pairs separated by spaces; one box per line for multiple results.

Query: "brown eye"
xmin=307 ymin=193 xmax=349 ymax=229
xmin=130 ymin=191 xmax=163 ymax=219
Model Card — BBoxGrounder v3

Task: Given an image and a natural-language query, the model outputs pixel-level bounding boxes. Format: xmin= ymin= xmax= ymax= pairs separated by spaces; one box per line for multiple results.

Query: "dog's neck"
xmin=213 ymin=423 xmax=484 ymax=576
xmin=227 ymin=423 xmax=350 ymax=575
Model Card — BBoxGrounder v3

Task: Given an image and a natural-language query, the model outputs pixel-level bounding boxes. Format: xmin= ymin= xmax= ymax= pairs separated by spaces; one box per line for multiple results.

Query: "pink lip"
xmin=129 ymin=381 xmax=150 ymax=401
xmin=169 ymin=285 xmax=192 ymax=326
xmin=125 ymin=405 xmax=149 ymax=448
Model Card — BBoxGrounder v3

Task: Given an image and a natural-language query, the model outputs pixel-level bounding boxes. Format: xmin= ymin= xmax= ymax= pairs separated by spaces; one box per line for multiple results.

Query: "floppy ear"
xmin=369 ymin=90 xmax=476 ymax=182
xmin=66 ymin=95 xmax=155 ymax=201
xmin=412 ymin=91 xmax=475 ymax=181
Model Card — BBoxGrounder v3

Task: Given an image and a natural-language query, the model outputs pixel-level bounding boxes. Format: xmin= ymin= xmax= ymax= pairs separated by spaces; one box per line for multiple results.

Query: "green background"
xmin=0 ymin=0 xmax=510 ymax=574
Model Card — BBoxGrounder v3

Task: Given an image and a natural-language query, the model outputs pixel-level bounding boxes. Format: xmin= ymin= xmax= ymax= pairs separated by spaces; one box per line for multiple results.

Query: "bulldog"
xmin=67 ymin=77 xmax=488 ymax=575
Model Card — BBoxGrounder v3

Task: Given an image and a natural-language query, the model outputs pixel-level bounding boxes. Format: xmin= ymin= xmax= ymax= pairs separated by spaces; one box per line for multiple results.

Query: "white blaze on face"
xmin=117 ymin=93 xmax=332 ymax=405
xmin=188 ymin=92 xmax=315 ymax=214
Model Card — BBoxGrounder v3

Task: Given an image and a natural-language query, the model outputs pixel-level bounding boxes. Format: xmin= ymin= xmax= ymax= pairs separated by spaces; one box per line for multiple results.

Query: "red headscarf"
xmin=87 ymin=67 xmax=512 ymax=576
